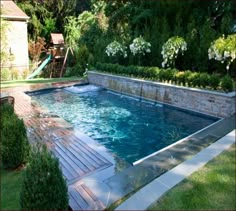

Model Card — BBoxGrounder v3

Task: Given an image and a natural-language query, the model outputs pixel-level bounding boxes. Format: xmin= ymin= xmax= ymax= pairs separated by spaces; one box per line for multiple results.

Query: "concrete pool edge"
xmin=115 ymin=130 xmax=236 ymax=210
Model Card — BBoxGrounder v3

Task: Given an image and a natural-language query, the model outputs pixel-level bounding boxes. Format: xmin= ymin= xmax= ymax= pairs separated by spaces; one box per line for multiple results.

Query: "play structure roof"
xmin=51 ymin=33 xmax=65 ymax=45
xmin=1 ymin=0 xmax=29 ymax=20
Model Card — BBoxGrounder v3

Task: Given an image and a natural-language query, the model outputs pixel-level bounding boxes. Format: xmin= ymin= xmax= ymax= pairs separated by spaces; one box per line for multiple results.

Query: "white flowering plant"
xmin=105 ymin=41 xmax=127 ymax=58
xmin=129 ymin=36 xmax=151 ymax=56
xmin=161 ymin=36 xmax=187 ymax=68
xmin=208 ymin=34 xmax=236 ymax=73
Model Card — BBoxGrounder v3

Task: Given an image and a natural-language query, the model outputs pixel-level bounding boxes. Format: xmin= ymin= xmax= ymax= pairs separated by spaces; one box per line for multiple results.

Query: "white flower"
xmin=129 ymin=36 xmax=151 ymax=56
xmin=105 ymin=41 xmax=127 ymax=58
xmin=161 ymin=36 xmax=187 ymax=68
xmin=208 ymin=34 xmax=236 ymax=71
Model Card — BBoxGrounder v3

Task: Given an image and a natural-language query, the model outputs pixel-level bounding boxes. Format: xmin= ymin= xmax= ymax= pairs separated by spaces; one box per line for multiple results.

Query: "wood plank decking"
xmin=4 ymin=84 xmax=110 ymax=210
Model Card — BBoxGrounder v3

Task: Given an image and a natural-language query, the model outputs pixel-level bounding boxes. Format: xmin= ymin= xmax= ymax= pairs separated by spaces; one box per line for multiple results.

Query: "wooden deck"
xmin=51 ymin=134 xmax=112 ymax=185
xmin=69 ymin=183 xmax=106 ymax=210
xmin=4 ymin=83 xmax=110 ymax=210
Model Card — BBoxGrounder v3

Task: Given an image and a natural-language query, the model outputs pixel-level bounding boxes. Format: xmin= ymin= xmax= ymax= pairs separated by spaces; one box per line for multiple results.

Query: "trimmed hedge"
xmin=1 ymin=104 xmax=30 ymax=169
xmin=95 ymin=62 xmax=234 ymax=92
xmin=20 ymin=144 xmax=68 ymax=210
xmin=221 ymin=75 xmax=234 ymax=92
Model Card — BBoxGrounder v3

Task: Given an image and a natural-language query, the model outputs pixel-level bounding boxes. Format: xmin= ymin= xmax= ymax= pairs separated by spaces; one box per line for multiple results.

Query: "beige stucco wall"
xmin=4 ymin=20 xmax=29 ymax=72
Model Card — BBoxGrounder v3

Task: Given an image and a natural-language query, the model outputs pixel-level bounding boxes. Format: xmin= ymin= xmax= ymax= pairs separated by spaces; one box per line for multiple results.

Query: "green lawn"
xmin=148 ymin=144 xmax=236 ymax=210
xmin=1 ymin=168 xmax=24 ymax=210
xmin=1 ymin=77 xmax=82 ymax=89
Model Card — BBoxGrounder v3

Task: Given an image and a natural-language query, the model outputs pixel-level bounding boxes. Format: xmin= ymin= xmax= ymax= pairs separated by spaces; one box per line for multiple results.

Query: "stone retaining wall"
xmin=88 ymin=71 xmax=236 ymax=117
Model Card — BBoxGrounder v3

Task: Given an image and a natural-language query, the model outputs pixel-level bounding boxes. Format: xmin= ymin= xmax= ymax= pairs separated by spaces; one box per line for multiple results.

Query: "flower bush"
xmin=208 ymin=34 xmax=236 ymax=72
xmin=161 ymin=36 xmax=187 ymax=68
xmin=129 ymin=36 xmax=151 ymax=56
xmin=105 ymin=41 xmax=127 ymax=58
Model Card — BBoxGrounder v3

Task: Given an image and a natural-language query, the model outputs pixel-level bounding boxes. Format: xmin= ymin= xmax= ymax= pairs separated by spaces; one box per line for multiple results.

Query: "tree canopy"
xmin=17 ymin=0 xmax=236 ymax=73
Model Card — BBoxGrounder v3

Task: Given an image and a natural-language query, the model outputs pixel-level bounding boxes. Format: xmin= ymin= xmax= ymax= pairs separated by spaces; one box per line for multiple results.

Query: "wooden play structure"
xmin=27 ymin=33 xmax=73 ymax=79
xmin=48 ymin=33 xmax=66 ymax=78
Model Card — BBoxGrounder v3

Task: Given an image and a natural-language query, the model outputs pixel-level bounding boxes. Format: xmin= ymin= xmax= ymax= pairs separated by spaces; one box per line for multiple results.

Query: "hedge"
xmin=20 ymin=144 xmax=68 ymax=210
xmin=95 ymin=62 xmax=234 ymax=92
xmin=1 ymin=104 xmax=30 ymax=169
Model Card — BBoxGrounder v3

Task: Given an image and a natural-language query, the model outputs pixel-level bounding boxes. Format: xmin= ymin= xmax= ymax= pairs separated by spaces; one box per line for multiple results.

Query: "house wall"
xmin=88 ymin=71 xmax=236 ymax=118
xmin=3 ymin=20 xmax=29 ymax=72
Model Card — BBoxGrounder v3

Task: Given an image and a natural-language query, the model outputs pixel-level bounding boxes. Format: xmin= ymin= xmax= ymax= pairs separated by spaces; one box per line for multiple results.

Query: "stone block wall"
xmin=88 ymin=71 xmax=236 ymax=118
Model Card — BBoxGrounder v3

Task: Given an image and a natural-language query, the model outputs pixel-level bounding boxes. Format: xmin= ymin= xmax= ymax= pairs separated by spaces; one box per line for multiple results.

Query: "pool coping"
xmin=133 ymin=117 xmax=223 ymax=165
xmin=115 ymin=130 xmax=235 ymax=210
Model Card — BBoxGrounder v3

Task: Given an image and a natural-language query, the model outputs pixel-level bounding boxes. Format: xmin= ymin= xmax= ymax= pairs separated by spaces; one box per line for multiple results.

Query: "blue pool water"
xmin=29 ymin=85 xmax=219 ymax=164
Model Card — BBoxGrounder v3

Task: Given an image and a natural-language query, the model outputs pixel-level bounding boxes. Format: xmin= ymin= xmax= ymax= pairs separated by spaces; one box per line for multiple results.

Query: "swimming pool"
xmin=28 ymin=85 xmax=219 ymax=164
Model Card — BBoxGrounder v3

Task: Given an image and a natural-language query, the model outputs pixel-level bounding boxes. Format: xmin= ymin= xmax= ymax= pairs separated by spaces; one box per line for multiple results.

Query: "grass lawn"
xmin=148 ymin=144 xmax=236 ymax=210
xmin=1 ymin=77 xmax=82 ymax=89
xmin=1 ymin=168 xmax=24 ymax=210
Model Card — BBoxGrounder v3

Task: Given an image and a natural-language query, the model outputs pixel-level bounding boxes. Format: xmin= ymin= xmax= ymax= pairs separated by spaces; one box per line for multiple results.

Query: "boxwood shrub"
xmin=95 ymin=62 xmax=234 ymax=92
xmin=209 ymin=74 xmax=220 ymax=90
xmin=221 ymin=75 xmax=234 ymax=92
xmin=1 ymin=104 xmax=30 ymax=169
xmin=20 ymin=144 xmax=68 ymax=210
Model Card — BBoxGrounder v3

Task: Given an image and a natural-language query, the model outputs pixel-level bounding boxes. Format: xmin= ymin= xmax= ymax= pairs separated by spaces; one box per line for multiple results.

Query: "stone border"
xmin=88 ymin=71 xmax=236 ymax=117
xmin=115 ymin=130 xmax=235 ymax=210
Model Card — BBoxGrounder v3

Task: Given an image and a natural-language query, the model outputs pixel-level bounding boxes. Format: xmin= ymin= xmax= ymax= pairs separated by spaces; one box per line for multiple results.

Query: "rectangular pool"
xmin=28 ymin=85 xmax=219 ymax=164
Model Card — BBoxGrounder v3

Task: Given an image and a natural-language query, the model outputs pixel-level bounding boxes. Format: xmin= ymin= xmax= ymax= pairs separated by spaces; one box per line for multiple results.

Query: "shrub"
xmin=11 ymin=68 xmax=19 ymax=80
xmin=95 ymin=62 xmax=227 ymax=91
xmin=183 ymin=70 xmax=192 ymax=86
xmin=64 ymin=63 xmax=84 ymax=77
xmin=22 ymin=68 xmax=30 ymax=79
xmin=76 ymin=45 xmax=90 ymax=71
xmin=199 ymin=73 xmax=210 ymax=88
xmin=0 ymin=103 xmax=14 ymax=117
xmin=188 ymin=72 xmax=201 ymax=87
xmin=129 ymin=36 xmax=151 ymax=56
xmin=20 ymin=144 xmax=68 ymax=210
xmin=88 ymin=53 xmax=95 ymax=67
xmin=209 ymin=74 xmax=220 ymax=90
xmin=161 ymin=36 xmax=187 ymax=68
xmin=158 ymin=68 xmax=176 ymax=82
xmin=221 ymin=75 xmax=234 ymax=92
xmin=208 ymin=34 xmax=236 ymax=73
xmin=1 ymin=68 xmax=11 ymax=81
xmin=105 ymin=41 xmax=127 ymax=58
xmin=175 ymin=71 xmax=185 ymax=85
xmin=1 ymin=105 xmax=30 ymax=169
